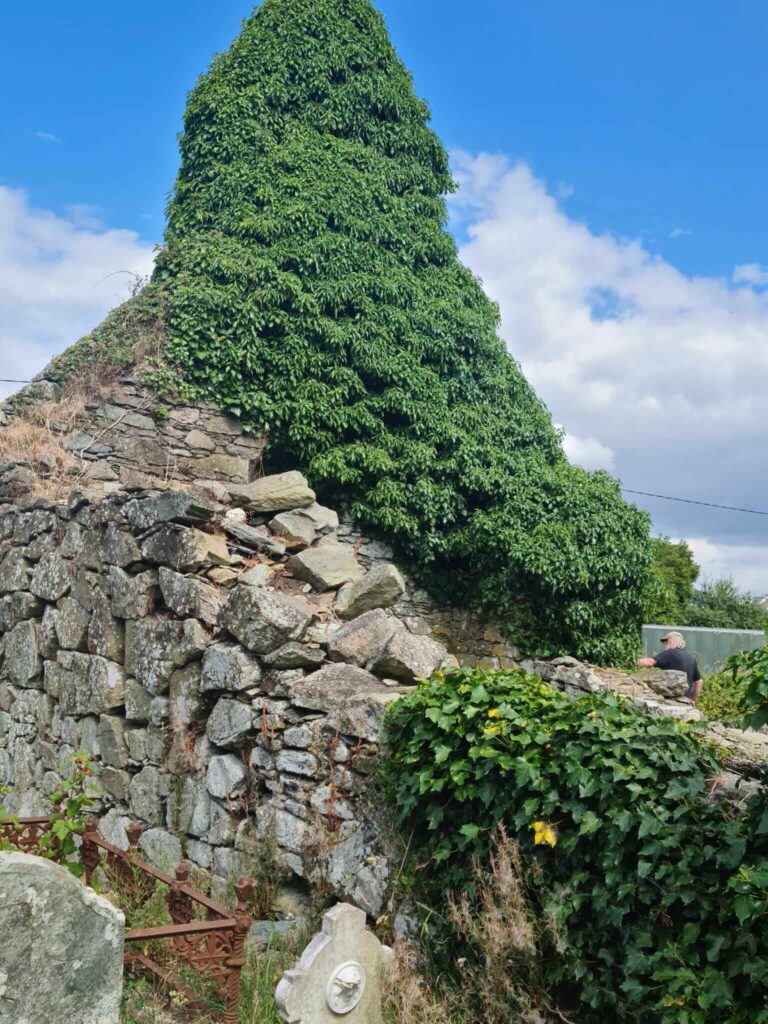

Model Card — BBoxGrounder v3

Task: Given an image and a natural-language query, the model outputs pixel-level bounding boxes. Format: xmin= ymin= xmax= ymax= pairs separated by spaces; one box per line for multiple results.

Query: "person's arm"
xmin=690 ymin=663 xmax=703 ymax=705
xmin=637 ymin=657 xmax=657 ymax=667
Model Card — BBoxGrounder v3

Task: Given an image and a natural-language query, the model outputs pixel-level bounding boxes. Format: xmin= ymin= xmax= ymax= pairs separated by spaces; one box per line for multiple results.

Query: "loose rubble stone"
xmin=0 ymin=591 xmax=43 ymax=633
xmin=125 ymin=679 xmax=153 ymax=723
xmin=288 ymin=543 xmax=364 ymax=591
xmin=222 ymin=519 xmax=286 ymax=556
xmin=124 ymin=491 xmax=216 ymax=531
xmin=142 ymin=525 xmax=229 ymax=572
xmin=125 ymin=618 xmax=208 ymax=694
xmin=101 ymin=525 xmax=143 ymax=568
xmin=328 ymin=610 xmax=398 ymax=668
xmin=0 ymin=547 xmax=31 ymax=592
xmin=206 ymin=754 xmax=247 ymax=799
xmin=169 ymin=663 xmax=205 ymax=729
xmin=219 ymin=585 xmax=313 ymax=654
xmin=29 ymin=552 xmax=72 ymax=601
xmin=89 ymin=588 xmax=125 ymax=662
xmin=269 ymin=511 xmax=316 ymax=548
xmin=229 ymin=471 xmax=315 ymax=512
xmin=54 ymin=596 xmax=90 ymax=650
xmin=290 ymin=664 xmax=402 ymax=742
xmin=201 ymin=642 xmax=262 ymax=693
xmin=139 ymin=828 xmax=183 ymax=873
xmin=335 ymin=562 xmax=406 ymax=619
xmin=369 ymin=630 xmax=448 ymax=682
xmin=262 ymin=642 xmax=326 ymax=670
xmin=206 ymin=698 xmax=254 ymax=749
xmin=57 ymin=652 xmax=125 ymax=716
xmin=6 ymin=620 xmax=42 ymax=687
xmin=241 ymin=563 xmax=275 ymax=588
xmin=0 ymin=852 xmax=125 ymax=1024
xmin=159 ymin=566 xmax=222 ymax=625
xmin=108 ymin=566 xmax=160 ymax=619
xmin=295 ymin=502 xmax=339 ymax=534
xmin=129 ymin=765 xmax=166 ymax=824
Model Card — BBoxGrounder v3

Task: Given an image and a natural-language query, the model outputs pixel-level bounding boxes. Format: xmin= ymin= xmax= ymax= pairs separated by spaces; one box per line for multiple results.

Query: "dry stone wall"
xmin=1 ymin=391 xmax=765 ymax=918
xmin=1 ymin=375 xmax=267 ymax=498
xmin=0 ymin=474 xmax=466 ymax=916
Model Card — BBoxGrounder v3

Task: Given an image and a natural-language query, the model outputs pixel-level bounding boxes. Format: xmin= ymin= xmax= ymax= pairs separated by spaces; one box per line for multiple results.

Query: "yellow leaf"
xmin=532 ymin=821 xmax=558 ymax=847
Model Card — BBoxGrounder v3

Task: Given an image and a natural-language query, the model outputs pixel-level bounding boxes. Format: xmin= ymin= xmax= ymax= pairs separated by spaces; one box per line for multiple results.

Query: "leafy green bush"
xmin=384 ymin=667 xmax=768 ymax=1023
xmin=147 ymin=0 xmax=651 ymax=663
xmin=698 ymin=668 xmax=749 ymax=724
xmin=728 ymin=645 xmax=768 ymax=730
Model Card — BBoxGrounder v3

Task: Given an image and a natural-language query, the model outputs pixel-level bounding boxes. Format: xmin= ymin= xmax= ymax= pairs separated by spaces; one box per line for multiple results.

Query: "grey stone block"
xmin=219 ymin=585 xmax=313 ymax=655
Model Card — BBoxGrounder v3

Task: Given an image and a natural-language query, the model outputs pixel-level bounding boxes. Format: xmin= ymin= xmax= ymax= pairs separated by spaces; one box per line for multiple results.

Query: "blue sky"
xmin=4 ymin=0 xmax=768 ymax=273
xmin=2 ymin=0 xmax=768 ymax=592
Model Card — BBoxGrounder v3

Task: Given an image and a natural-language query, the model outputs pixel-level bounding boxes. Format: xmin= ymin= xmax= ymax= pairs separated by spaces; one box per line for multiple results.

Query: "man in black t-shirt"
xmin=638 ymin=631 xmax=703 ymax=704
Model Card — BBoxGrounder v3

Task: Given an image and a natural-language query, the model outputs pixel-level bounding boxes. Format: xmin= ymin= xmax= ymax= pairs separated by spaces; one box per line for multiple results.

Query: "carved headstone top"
xmin=0 ymin=851 xmax=125 ymax=1024
xmin=276 ymin=902 xmax=393 ymax=1024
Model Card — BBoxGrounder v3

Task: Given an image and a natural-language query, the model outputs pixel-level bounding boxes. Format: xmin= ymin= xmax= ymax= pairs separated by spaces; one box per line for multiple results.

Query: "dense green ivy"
xmin=384 ymin=668 xmax=768 ymax=1023
xmin=151 ymin=0 xmax=651 ymax=661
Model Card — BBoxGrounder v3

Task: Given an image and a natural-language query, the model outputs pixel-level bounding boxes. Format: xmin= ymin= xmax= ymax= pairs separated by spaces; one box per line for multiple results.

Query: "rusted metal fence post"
xmin=223 ymin=876 xmax=255 ymax=1024
xmin=81 ymin=818 xmax=101 ymax=886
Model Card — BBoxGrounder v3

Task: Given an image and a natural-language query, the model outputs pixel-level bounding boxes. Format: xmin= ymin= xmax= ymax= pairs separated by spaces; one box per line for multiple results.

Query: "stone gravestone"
xmin=0 ymin=852 xmax=125 ymax=1024
xmin=276 ymin=902 xmax=393 ymax=1024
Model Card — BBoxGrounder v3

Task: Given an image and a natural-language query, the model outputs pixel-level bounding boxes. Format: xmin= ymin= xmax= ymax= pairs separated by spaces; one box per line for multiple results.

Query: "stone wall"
xmin=0 ymin=474 xmax=466 ymax=916
xmin=0 ymin=420 xmax=765 ymax=920
xmin=1 ymin=375 xmax=267 ymax=498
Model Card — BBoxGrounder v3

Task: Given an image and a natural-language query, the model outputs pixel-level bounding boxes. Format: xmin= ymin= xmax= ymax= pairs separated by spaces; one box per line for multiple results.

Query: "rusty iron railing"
xmin=0 ymin=815 xmax=52 ymax=853
xmin=1 ymin=816 xmax=255 ymax=1024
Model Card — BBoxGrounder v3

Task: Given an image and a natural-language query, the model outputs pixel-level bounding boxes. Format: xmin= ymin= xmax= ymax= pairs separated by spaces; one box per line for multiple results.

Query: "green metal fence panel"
xmin=642 ymin=624 xmax=766 ymax=675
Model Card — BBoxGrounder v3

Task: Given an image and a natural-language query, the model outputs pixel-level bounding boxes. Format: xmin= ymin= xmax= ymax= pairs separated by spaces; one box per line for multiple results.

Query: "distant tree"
xmin=679 ymin=578 xmax=768 ymax=632
xmin=644 ymin=536 xmax=700 ymax=623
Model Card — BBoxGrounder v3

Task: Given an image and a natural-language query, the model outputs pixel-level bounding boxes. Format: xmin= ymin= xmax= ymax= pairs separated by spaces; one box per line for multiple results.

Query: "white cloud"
xmin=669 ymin=227 xmax=692 ymax=239
xmin=559 ymin=430 xmax=615 ymax=471
xmin=34 ymin=132 xmax=63 ymax=144
xmin=687 ymin=538 xmax=768 ymax=598
xmin=0 ymin=187 xmax=155 ymax=399
xmin=733 ymin=262 xmax=768 ymax=287
xmin=450 ymin=151 xmax=768 ymax=594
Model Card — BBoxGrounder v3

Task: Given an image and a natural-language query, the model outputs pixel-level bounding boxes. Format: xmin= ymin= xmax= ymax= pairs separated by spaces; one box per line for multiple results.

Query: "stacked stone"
xmin=0 ymin=376 xmax=267 ymax=499
xmin=0 ymin=471 xmax=455 ymax=915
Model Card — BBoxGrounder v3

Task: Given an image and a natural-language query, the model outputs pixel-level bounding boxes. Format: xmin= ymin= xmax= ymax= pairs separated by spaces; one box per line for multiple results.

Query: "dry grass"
xmin=384 ymin=826 xmax=570 ymax=1024
xmin=0 ymin=357 xmax=133 ymax=499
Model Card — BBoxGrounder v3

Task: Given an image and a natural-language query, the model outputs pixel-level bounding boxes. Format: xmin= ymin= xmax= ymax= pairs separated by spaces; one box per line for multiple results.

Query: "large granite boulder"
xmin=335 ymin=563 xmax=406 ymax=620
xmin=327 ymin=610 xmax=398 ymax=668
xmin=201 ymin=642 xmax=263 ymax=693
xmin=159 ymin=567 xmax=222 ymax=625
xmin=219 ymin=585 xmax=314 ymax=654
xmin=141 ymin=525 xmax=229 ymax=572
xmin=0 ymin=852 xmax=125 ymax=1024
xmin=289 ymin=664 xmax=402 ymax=742
xmin=288 ymin=543 xmax=364 ymax=591
xmin=368 ymin=630 xmax=448 ymax=682
xmin=228 ymin=471 xmax=315 ymax=512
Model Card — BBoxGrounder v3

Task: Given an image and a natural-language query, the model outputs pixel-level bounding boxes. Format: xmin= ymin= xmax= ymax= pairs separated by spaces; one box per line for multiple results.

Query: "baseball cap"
xmin=660 ymin=631 xmax=684 ymax=644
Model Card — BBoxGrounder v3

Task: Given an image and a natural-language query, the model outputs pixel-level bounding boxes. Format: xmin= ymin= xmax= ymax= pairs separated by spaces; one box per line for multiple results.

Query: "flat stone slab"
xmin=0 ymin=851 xmax=125 ymax=1024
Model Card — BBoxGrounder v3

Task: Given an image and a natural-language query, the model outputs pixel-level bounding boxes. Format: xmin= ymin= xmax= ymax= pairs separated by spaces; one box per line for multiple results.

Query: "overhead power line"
xmin=622 ymin=489 xmax=768 ymax=518
xmin=0 ymin=379 xmax=33 ymax=384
